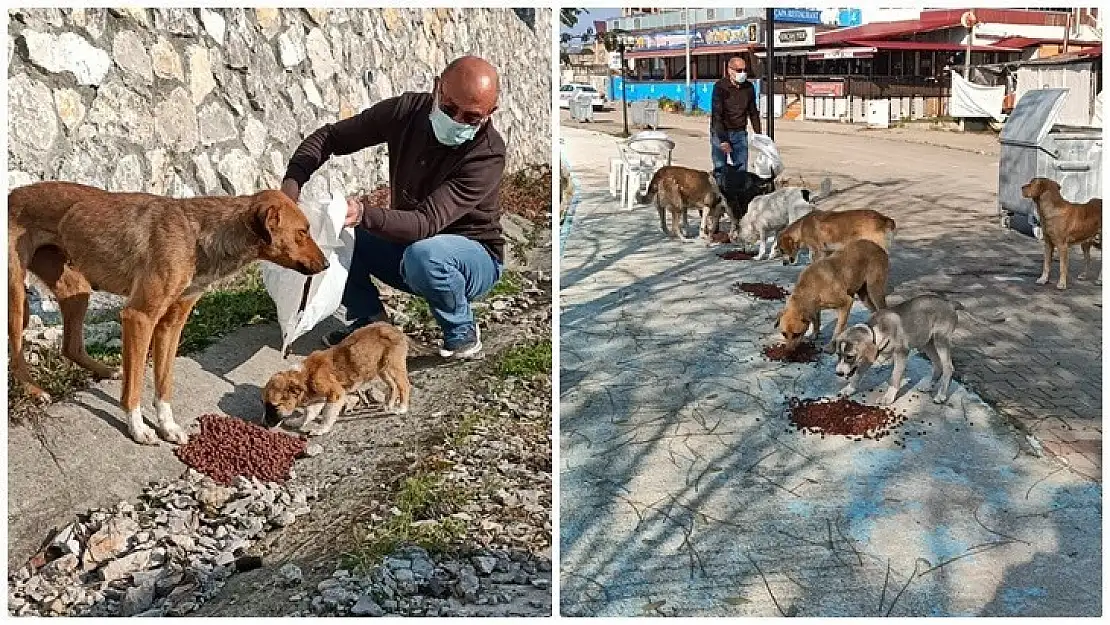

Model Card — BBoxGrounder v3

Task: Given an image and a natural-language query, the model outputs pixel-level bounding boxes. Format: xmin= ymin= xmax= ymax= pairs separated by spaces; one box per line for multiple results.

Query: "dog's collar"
xmin=857 ymin=323 xmax=889 ymax=354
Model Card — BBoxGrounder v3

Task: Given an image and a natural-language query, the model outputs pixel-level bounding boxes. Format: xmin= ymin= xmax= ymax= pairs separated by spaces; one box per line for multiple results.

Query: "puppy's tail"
xmin=635 ymin=169 xmax=663 ymax=206
xmin=952 ymin=301 xmax=1006 ymax=325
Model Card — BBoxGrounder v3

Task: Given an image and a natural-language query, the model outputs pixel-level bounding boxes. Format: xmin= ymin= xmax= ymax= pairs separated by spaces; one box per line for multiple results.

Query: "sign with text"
xmin=838 ymin=9 xmax=863 ymax=27
xmin=774 ymin=26 xmax=815 ymax=48
xmin=629 ymin=21 xmax=760 ymax=51
xmin=773 ymin=8 xmax=824 ymax=25
xmin=805 ymin=81 xmax=845 ymax=97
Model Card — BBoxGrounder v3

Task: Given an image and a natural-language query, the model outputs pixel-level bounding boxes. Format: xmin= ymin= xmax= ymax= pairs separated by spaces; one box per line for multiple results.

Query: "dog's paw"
xmin=931 ymin=392 xmax=949 ymax=405
xmin=160 ymin=423 xmax=189 ymax=445
xmin=33 ymin=391 xmax=54 ymax=405
xmin=1077 ymin=272 xmax=1088 ymax=281
xmin=1056 ymin=282 xmax=1067 ymax=290
xmin=389 ymin=403 xmax=410 ymax=415
xmin=130 ymin=422 xmax=161 ymax=446
xmin=879 ymin=388 xmax=898 ymax=406
xmin=1035 ymin=275 xmax=1049 ymax=285
xmin=837 ymin=385 xmax=856 ymax=398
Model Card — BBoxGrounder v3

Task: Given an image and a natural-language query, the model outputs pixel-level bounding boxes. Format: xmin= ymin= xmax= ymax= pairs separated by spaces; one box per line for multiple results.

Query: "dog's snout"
xmin=320 ymin=257 xmax=331 ymax=271
xmin=262 ymin=402 xmax=283 ymax=428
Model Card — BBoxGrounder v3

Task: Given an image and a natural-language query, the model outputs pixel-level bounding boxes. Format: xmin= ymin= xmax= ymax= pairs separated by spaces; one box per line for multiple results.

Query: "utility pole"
xmin=619 ymin=36 xmax=629 ymax=137
xmin=684 ymin=8 xmax=691 ymax=113
xmin=765 ymin=9 xmax=775 ymax=140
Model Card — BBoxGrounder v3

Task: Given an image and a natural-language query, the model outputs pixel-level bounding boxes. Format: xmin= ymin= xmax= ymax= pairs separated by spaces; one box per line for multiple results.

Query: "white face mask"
xmin=430 ymin=93 xmax=481 ymax=146
xmin=734 ymin=70 xmax=748 ymax=83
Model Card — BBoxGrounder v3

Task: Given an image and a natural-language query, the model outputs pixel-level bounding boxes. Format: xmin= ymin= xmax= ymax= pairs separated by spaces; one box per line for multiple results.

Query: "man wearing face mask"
xmin=710 ymin=56 xmax=762 ymax=187
xmin=281 ymin=55 xmax=505 ymax=358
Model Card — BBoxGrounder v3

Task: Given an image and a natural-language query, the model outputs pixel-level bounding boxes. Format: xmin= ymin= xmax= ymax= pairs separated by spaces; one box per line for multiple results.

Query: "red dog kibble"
xmin=787 ymin=397 xmax=905 ymax=439
xmin=736 ymin=282 xmax=789 ymax=301
xmin=763 ymin=342 xmax=820 ymax=363
xmin=175 ymin=414 xmax=307 ymax=485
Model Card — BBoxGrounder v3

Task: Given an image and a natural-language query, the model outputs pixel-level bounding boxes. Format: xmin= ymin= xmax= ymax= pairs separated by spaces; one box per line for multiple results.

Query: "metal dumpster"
xmin=998 ymin=88 xmax=1104 ymax=238
xmin=569 ymin=92 xmax=594 ymax=123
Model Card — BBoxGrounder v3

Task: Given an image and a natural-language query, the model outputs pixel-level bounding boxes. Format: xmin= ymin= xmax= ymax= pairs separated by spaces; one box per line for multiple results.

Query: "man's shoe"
xmin=323 ymin=314 xmax=388 ymax=347
xmin=439 ymin=325 xmax=482 ymax=359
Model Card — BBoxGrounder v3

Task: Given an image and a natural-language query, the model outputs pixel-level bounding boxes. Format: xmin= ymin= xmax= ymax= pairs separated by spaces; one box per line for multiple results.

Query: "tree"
xmin=561 ymin=8 xmax=587 ymax=28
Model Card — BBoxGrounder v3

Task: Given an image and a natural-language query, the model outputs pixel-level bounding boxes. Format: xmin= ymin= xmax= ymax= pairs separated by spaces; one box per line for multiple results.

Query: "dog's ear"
xmin=249 ymin=194 xmax=277 ymax=245
xmin=773 ymin=309 xmax=784 ymax=327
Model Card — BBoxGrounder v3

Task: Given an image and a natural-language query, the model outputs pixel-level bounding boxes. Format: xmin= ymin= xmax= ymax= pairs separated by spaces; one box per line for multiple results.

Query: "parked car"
xmin=559 ymin=83 xmax=607 ymax=110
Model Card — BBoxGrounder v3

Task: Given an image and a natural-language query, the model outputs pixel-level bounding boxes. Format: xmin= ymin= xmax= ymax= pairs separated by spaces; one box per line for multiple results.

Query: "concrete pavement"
xmin=559 ymin=126 xmax=1101 ymax=616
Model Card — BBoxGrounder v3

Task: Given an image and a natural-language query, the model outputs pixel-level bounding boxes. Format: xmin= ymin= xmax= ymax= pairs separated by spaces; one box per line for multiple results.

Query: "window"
xmin=707 ymin=9 xmax=716 ymax=20
xmin=561 ymin=85 xmax=574 ymax=92
xmin=634 ymin=18 xmax=641 ymax=29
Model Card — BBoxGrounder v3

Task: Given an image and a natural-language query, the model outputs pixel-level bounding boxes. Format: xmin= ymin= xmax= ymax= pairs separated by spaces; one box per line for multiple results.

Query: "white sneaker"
xmin=439 ymin=325 xmax=482 ymax=359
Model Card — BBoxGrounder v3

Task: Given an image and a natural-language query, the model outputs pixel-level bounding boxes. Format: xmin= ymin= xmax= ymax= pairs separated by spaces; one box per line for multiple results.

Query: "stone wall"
xmin=7 ymin=8 xmax=552 ymax=203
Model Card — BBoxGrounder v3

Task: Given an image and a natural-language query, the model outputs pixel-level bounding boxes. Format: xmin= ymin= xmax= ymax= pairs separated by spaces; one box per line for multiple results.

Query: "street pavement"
xmin=558 ymin=122 xmax=1102 ymax=616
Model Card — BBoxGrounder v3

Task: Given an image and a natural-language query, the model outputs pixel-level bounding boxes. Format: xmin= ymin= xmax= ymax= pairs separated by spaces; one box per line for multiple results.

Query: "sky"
xmin=561 ymin=8 xmax=622 ymax=36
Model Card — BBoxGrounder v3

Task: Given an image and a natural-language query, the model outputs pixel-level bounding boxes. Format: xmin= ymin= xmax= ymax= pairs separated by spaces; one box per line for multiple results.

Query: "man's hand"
xmin=719 ymin=142 xmax=731 ymax=154
xmin=344 ymin=196 xmax=364 ymax=228
xmin=280 ymin=179 xmax=300 ymax=203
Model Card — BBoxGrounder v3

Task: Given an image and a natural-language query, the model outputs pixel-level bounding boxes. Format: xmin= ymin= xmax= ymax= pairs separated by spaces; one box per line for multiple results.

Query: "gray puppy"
xmin=833 ymin=294 xmax=963 ymax=406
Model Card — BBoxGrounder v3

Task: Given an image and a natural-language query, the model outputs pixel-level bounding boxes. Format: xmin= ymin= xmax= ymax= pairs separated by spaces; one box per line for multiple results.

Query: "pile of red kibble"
xmin=718 ymin=250 xmax=755 ymax=261
xmin=763 ymin=342 xmax=821 ymax=363
xmin=736 ymin=282 xmax=789 ymax=300
xmin=787 ymin=397 xmax=907 ymax=440
xmin=710 ymin=232 xmax=732 ymax=244
xmin=174 ymin=414 xmax=307 ymax=485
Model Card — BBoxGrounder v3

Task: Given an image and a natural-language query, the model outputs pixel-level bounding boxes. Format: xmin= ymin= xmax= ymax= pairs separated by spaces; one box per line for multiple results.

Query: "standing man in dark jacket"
xmin=282 ymin=55 xmax=505 ymax=358
xmin=710 ymin=55 xmax=762 ymax=187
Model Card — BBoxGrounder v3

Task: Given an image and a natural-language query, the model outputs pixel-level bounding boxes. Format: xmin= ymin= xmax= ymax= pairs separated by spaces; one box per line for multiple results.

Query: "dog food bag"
xmin=749 ymin=133 xmax=784 ymax=179
xmin=262 ymin=192 xmax=355 ymax=355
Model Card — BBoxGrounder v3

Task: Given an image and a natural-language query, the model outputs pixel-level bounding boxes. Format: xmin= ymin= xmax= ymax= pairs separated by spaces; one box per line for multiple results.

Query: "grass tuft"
xmin=494 ymin=338 xmax=552 ymax=378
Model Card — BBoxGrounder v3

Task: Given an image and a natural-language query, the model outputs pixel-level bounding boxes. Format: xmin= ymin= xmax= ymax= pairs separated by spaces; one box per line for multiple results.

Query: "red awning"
xmin=845 ymin=40 xmax=1022 ymax=53
xmin=816 ymin=15 xmax=960 ymax=45
xmin=990 ymin=36 xmax=1046 ymax=49
xmin=626 ymin=45 xmax=754 ymax=60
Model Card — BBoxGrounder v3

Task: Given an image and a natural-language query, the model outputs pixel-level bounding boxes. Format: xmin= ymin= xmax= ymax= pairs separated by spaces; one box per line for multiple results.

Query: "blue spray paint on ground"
xmin=925 ymin=525 xmax=970 ymax=564
xmin=1001 ymin=586 xmax=1048 ymax=614
xmin=558 ymin=149 xmax=583 ymax=257
xmin=787 ymin=499 xmax=816 ymax=517
xmin=844 ymin=447 xmax=904 ymax=542
xmin=932 ymin=465 xmax=973 ymax=487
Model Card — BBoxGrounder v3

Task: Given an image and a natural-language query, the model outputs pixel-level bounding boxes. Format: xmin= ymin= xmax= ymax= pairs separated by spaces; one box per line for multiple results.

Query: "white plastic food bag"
xmin=261 ymin=192 xmax=356 ymax=355
xmin=749 ymin=133 xmax=784 ymax=179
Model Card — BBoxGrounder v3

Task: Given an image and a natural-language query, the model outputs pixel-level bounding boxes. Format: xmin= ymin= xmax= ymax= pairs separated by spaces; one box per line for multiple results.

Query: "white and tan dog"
xmin=733 ymin=178 xmax=831 ymax=259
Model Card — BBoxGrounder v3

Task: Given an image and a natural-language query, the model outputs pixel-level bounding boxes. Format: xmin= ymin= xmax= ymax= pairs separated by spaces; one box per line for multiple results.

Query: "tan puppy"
xmin=9 ymin=181 xmax=328 ymax=445
xmin=777 ymin=209 xmax=896 ymax=265
xmin=636 ymin=165 xmax=731 ymax=241
xmin=1020 ymin=177 xmax=1102 ymax=290
xmin=776 ymin=240 xmax=890 ymax=352
xmin=262 ymin=322 xmax=412 ymax=436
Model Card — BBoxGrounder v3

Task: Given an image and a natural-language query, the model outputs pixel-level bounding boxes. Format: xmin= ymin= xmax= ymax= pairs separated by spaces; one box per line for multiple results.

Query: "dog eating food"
xmin=763 ymin=342 xmax=821 ymax=362
xmin=735 ymin=282 xmax=789 ymax=300
xmin=718 ymin=250 xmax=755 ymax=261
xmin=175 ymin=413 xmax=307 ymax=485
xmin=787 ymin=397 xmax=904 ymax=438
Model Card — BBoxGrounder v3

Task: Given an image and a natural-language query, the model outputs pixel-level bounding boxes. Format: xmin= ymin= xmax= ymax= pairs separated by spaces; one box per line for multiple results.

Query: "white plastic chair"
xmin=618 ymin=134 xmax=675 ymax=210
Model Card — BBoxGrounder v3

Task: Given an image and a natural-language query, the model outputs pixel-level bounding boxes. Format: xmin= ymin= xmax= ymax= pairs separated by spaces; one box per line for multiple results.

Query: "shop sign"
xmin=773 ymin=8 xmax=823 ymax=24
xmin=805 ymin=81 xmax=845 ymax=97
xmin=774 ymin=26 xmax=815 ymax=48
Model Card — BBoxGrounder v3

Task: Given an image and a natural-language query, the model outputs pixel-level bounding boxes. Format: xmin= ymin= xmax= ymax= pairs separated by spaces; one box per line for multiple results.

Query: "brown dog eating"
xmin=9 ymin=181 xmax=329 ymax=445
xmin=776 ymin=239 xmax=890 ymax=352
xmin=777 ymin=208 xmax=896 ymax=265
xmin=262 ymin=322 xmax=412 ymax=436
xmin=1020 ymin=177 xmax=1102 ymax=290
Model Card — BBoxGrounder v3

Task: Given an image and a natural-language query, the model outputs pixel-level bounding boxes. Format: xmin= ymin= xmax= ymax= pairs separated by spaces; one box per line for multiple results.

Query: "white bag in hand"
xmin=261 ymin=192 xmax=356 ymax=355
xmin=749 ymin=133 xmax=784 ymax=179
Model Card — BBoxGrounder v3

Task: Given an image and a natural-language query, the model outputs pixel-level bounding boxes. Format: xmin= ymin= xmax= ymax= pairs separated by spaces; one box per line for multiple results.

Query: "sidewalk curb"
xmin=558 ymin=140 xmax=583 ymax=258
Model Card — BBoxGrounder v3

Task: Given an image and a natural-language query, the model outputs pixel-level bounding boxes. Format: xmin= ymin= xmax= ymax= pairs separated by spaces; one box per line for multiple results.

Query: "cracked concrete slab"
xmin=558 ymin=126 xmax=1101 ymax=617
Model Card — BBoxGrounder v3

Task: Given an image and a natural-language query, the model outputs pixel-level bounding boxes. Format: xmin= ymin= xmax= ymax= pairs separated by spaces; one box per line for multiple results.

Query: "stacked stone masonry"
xmin=8 ymin=8 xmax=552 ymax=203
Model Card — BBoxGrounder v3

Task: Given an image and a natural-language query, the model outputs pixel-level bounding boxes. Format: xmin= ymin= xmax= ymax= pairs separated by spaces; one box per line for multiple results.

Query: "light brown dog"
xmin=8 ymin=181 xmax=329 ymax=445
xmin=261 ymin=322 xmax=412 ymax=436
xmin=776 ymin=239 xmax=890 ymax=352
xmin=636 ymin=165 xmax=731 ymax=240
xmin=777 ymin=208 xmax=897 ymax=265
xmin=1020 ymin=177 xmax=1102 ymax=290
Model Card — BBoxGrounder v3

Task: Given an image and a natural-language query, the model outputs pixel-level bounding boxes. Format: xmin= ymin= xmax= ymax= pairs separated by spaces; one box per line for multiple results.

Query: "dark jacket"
xmin=284 ymin=92 xmax=506 ymax=262
xmin=710 ymin=78 xmax=761 ymax=142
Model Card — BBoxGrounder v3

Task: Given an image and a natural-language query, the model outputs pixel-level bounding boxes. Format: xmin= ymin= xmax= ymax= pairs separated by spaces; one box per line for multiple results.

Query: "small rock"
xmin=270 ymin=511 xmax=297 ymax=528
xmin=100 ymin=549 xmax=153 ymax=583
xmin=472 ymin=556 xmax=498 ymax=576
xmin=303 ymin=443 xmax=324 ymax=457
xmin=85 ymin=517 xmax=140 ymax=564
xmin=119 ymin=581 xmax=156 ymax=616
xmin=351 ymin=594 xmax=385 ymax=616
xmin=279 ymin=563 xmax=303 ymax=586
xmin=196 ymin=484 xmax=233 ymax=511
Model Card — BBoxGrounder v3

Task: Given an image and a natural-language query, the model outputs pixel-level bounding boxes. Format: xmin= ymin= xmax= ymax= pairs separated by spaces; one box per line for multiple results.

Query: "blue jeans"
xmin=342 ymin=230 xmax=502 ymax=344
xmin=710 ymin=129 xmax=749 ymax=186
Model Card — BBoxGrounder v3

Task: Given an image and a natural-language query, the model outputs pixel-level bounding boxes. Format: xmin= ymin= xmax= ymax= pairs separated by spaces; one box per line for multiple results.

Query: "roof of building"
xmin=817 ymin=9 xmax=1083 ymax=46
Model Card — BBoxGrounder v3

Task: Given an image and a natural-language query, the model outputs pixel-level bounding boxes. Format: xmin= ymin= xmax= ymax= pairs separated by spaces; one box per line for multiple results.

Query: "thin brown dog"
xmin=777 ymin=208 xmax=896 ymax=265
xmin=8 ymin=181 xmax=329 ymax=445
xmin=1020 ymin=177 xmax=1102 ymax=290
xmin=261 ymin=322 xmax=412 ymax=436
xmin=636 ymin=165 xmax=731 ymax=241
xmin=776 ymin=239 xmax=890 ymax=353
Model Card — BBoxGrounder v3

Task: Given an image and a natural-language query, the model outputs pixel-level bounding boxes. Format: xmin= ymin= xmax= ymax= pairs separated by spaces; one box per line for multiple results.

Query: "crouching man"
xmin=282 ymin=55 xmax=506 ymax=358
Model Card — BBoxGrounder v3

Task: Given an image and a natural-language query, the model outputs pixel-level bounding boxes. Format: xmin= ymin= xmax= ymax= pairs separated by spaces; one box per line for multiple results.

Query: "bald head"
xmin=728 ymin=56 xmax=746 ymax=72
xmin=437 ymin=55 xmax=500 ymax=125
